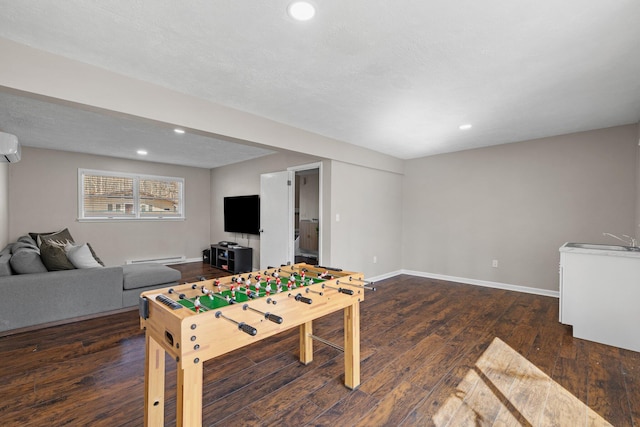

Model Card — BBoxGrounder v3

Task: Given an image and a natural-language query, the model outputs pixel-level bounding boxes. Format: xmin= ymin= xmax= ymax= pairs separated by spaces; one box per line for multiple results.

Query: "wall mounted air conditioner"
xmin=0 ymin=132 xmax=21 ymax=163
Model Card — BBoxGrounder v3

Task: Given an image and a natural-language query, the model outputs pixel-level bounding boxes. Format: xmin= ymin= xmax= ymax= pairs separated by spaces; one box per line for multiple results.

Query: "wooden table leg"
xmin=344 ymin=302 xmax=360 ymax=390
xmin=176 ymin=359 xmax=203 ymax=427
xmin=145 ymin=334 xmax=165 ymax=427
xmin=300 ymin=320 xmax=313 ymax=365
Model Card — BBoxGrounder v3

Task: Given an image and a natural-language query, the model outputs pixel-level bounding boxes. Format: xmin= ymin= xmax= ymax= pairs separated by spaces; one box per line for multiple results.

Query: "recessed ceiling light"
xmin=174 ymin=128 xmax=185 ymax=134
xmin=137 ymin=149 xmax=148 ymax=155
xmin=459 ymin=124 xmax=472 ymax=130
xmin=288 ymin=1 xmax=316 ymax=21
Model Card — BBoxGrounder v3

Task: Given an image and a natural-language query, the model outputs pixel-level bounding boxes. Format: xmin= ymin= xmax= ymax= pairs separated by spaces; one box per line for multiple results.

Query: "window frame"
xmin=78 ymin=168 xmax=185 ymax=222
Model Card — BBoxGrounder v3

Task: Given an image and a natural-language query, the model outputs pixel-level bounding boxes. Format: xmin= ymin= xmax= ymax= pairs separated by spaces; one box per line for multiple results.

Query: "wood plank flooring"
xmin=1 ymin=264 xmax=638 ymax=426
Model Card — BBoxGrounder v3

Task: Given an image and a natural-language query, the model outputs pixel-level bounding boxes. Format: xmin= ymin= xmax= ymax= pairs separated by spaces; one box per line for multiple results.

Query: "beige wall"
xmin=209 ymin=153 xmax=404 ymax=278
xmin=210 ymin=151 xmax=321 ymax=269
xmin=9 ymin=147 xmax=211 ymax=266
xmin=402 ymin=125 xmax=638 ymax=292
xmin=0 ymin=163 xmax=8 ymax=248
xmin=329 ymin=161 xmax=403 ymax=277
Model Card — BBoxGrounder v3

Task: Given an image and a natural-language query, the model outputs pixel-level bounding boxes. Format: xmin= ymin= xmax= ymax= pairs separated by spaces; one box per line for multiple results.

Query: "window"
xmin=79 ymin=169 xmax=184 ymax=220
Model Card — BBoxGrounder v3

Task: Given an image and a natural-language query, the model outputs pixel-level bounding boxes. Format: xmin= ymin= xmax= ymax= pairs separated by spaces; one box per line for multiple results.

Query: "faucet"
xmin=603 ymin=232 xmax=638 ymax=247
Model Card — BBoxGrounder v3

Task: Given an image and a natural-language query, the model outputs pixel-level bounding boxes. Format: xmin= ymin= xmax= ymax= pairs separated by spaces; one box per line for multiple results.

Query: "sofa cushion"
xmin=17 ymin=235 xmax=38 ymax=246
xmin=122 ymin=263 xmax=181 ymax=290
xmin=11 ymin=241 xmax=39 ymax=252
xmin=0 ymin=244 xmax=13 ymax=256
xmin=30 ymin=228 xmax=75 ymax=247
xmin=40 ymin=241 xmax=76 ymax=271
xmin=0 ymin=253 xmax=12 ymax=277
xmin=65 ymin=243 xmax=103 ymax=269
xmin=9 ymin=246 xmax=48 ymax=274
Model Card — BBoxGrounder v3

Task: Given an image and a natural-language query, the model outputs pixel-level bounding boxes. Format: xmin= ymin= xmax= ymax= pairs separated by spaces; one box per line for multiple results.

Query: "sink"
xmin=564 ymin=243 xmax=640 ymax=252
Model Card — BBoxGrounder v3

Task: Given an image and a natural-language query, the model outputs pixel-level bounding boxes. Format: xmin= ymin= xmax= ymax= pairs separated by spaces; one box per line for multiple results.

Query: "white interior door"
xmin=260 ymin=171 xmax=293 ymax=269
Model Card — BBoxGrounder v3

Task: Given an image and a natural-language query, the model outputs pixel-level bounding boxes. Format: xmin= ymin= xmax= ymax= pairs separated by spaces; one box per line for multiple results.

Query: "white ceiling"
xmin=0 ymin=90 xmax=275 ymax=169
xmin=0 ymin=0 xmax=639 ymax=168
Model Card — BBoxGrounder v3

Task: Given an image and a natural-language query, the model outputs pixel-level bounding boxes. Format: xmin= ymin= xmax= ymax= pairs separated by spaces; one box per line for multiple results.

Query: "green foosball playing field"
xmin=175 ymin=273 xmax=327 ymax=312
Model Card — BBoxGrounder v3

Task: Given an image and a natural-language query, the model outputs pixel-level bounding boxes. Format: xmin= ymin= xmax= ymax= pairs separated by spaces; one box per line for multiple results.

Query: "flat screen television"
xmin=223 ymin=195 xmax=260 ymax=235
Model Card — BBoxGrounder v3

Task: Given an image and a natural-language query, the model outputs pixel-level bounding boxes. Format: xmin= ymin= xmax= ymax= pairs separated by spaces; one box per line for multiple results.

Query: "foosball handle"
xmin=265 ymin=313 xmax=283 ymax=324
xmin=339 ymin=288 xmax=354 ymax=296
xmin=238 ymin=322 xmax=258 ymax=336
xmin=295 ymin=294 xmax=313 ymax=304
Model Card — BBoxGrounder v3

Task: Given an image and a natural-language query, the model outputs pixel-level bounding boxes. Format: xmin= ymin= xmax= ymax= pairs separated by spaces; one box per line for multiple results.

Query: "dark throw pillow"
xmin=30 ymin=228 xmax=75 ymax=248
xmin=40 ymin=240 xmax=76 ymax=271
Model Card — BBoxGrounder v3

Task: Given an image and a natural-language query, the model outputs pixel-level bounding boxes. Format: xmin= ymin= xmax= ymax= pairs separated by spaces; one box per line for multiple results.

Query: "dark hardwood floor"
xmin=1 ymin=263 xmax=638 ymax=426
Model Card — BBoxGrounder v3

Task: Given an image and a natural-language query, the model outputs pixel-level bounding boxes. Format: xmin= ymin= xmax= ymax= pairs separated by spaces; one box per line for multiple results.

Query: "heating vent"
xmin=126 ymin=256 xmax=186 ymax=265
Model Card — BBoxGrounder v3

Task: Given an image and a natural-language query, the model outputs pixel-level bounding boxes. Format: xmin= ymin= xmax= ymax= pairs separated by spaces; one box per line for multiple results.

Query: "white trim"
xmin=401 ymin=270 xmax=559 ymax=298
xmin=367 ymin=270 xmax=403 ymax=283
xmin=364 ymin=269 xmax=559 ymax=298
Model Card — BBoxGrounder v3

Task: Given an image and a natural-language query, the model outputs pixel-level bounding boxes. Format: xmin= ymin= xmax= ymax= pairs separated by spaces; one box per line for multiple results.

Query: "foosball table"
xmin=139 ymin=263 xmax=374 ymax=427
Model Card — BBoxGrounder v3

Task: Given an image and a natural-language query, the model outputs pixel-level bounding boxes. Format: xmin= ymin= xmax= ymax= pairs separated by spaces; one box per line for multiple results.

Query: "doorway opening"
xmin=290 ymin=163 xmax=321 ymax=265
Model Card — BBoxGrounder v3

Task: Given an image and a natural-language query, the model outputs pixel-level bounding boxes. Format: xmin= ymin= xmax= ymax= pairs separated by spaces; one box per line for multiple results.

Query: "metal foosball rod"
xmin=242 ymin=304 xmax=283 ymax=324
xmin=308 ymin=333 xmax=344 ymax=352
xmin=214 ymin=311 xmax=258 ymax=336
xmin=284 ymin=265 xmax=333 ymax=278
xmin=210 ymin=281 xmax=254 ymax=298
xmin=305 ymin=287 xmax=323 ymax=296
xmin=167 ymin=289 xmax=210 ymax=312
xmin=168 ymin=288 xmax=191 ymax=300
xmin=348 ymin=276 xmax=376 ymax=287
xmin=336 ymin=279 xmax=376 ymax=291
xmin=288 ymin=292 xmax=312 ymax=304
xmin=201 ymin=286 xmax=237 ymax=304
xmin=321 ymin=283 xmax=354 ymax=295
xmin=316 ymin=265 xmax=343 ymax=272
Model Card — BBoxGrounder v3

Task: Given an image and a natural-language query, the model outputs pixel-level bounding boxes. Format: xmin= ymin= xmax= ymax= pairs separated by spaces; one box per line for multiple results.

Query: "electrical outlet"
xmin=492 ymin=259 xmax=499 ymax=268
xmin=373 ymin=256 xmax=377 ymax=264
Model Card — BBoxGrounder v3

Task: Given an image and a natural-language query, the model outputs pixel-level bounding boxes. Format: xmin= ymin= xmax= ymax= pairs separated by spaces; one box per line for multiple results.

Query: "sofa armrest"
xmin=0 ymin=266 xmax=124 ymax=333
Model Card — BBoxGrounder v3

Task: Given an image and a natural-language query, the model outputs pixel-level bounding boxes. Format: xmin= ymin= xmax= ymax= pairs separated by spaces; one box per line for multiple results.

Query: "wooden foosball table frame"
xmin=139 ymin=263 xmax=367 ymax=427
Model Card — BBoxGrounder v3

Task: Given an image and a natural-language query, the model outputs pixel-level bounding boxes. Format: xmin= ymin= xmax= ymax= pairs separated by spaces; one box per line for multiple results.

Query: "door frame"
xmin=288 ymin=161 xmax=323 ymax=265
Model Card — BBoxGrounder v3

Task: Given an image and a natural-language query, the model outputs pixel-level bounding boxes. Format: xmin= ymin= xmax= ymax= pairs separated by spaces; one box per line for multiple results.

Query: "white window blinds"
xmin=79 ymin=169 xmax=184 ymax=220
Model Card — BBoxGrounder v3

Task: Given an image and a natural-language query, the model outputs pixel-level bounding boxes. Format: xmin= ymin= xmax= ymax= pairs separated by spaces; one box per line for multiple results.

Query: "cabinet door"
xmin=299 ymin=220 xmax=318 ymax=252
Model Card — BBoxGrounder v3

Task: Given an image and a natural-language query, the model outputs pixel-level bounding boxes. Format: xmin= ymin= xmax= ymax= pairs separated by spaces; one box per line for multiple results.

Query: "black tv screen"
xmin=224 ymin=195 xmax=260 ymax=235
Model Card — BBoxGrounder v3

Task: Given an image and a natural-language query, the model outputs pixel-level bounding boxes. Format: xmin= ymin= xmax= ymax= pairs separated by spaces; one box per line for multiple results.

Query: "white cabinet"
xmin=559 ymin=243 xmax=640 ymax=352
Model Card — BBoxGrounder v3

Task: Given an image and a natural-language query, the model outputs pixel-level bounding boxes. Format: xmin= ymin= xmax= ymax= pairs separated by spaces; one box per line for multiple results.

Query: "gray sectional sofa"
xmin=0 ymin=233 xmax=181 ymax=334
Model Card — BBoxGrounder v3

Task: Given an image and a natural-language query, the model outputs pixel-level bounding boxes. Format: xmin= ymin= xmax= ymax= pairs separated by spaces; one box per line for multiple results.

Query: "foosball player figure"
xmin=215 ymin=279 xmax=222 ymax=292
xmin=194 ymin=296 xmax=202 ymax=313
xmin=289 ymin=275 xmax=298 ymax=290
xmin=275 ymin=277 xmax=282 ymax=293
xmin=319 ymin=270 xmax=333 ymax=279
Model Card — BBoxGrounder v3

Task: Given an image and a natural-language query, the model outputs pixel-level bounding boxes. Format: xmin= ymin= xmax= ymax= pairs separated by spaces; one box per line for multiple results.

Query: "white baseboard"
xmin=367 ymin=270 xmax=403 ymax=283
xmin=367 ymin=269 xmax=559 ymax=298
